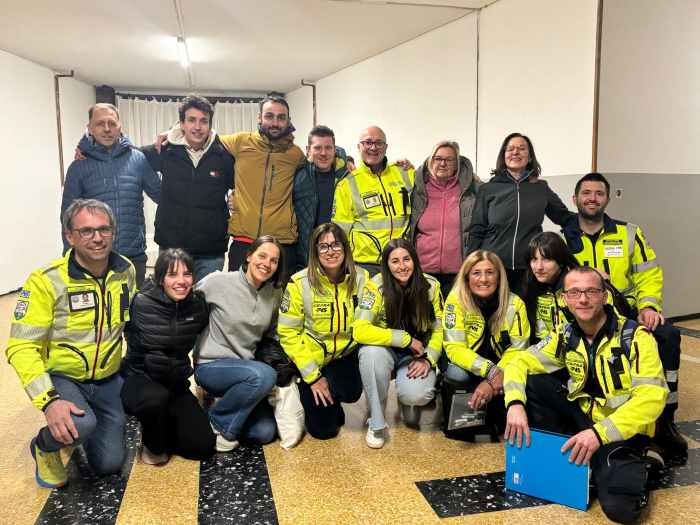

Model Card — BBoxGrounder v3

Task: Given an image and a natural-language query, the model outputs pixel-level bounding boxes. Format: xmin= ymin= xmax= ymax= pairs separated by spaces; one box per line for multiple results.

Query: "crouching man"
xmin=6 ymin=199 xmax=136 ymax=488
xmin=503 ymin=266 xmax=667 ymax=524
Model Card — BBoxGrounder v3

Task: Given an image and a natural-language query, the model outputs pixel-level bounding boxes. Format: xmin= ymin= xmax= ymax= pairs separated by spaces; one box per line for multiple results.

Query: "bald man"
xmin=332 ymin=126 xmax=415 ymax=275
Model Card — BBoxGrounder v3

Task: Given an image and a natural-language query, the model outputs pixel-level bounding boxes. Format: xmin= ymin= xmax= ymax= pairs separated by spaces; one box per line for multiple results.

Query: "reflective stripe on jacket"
xmin=6 ymin=250 xmax=136 ymax=410
xmin=332 ymin=162 xmax=414 ymax=264
xmin=563 ymin=214 xmax=663 ymax=312
xmin=443 ymin=290 xmax=529 ymax=377
xmin=277 ymin=267 xmax=369 ymax=383
xmin=503 ymin=311 xmax=668 ymax=445
xmin=353 ymin=273 xmax=444 ymax=366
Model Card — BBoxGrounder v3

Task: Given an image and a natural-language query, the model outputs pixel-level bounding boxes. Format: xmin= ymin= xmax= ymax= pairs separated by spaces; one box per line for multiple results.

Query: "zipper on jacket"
xmin=599 ymin=355 xmax=609 ymax=393
xmin=91 ymin=278 xmax=107 ymax=380
xmin=256 ymin=148 xmax=272 ymax=237
xmin=511 ymin=181 xmax=521 ymax=270
xmin=376 ymin=175 xmax=394 ymax=236
xmin=332 ymin=285 xmax=342 ymax=359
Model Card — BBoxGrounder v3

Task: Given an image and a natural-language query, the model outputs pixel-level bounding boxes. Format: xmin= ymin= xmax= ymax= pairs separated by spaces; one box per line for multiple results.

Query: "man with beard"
xmin=562 ymin=172 xmax=686 ymax=464
xmin=219 ymin=95 xmax=305 ymax=273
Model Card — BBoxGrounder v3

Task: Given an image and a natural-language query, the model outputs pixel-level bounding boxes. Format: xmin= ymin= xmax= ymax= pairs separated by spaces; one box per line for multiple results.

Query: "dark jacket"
xmin=62 ymin=134 xmax=161 ymax=257
xmin=292 ymin=146 xmax=349 ymax=267
xmin=142 ymin=137 xmax=234 ymax=257
xmin=409 ymin=155 xmax=479 ymax=259
xmin=466 ymin=169 xmax=573 ymax=270
xmin=122 ymin=278 xmax=209 ymax=387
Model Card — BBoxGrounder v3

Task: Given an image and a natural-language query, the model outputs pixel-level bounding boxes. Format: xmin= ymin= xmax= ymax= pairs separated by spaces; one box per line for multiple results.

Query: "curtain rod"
xmin=115 ymin=93 xmax=265 ymax=104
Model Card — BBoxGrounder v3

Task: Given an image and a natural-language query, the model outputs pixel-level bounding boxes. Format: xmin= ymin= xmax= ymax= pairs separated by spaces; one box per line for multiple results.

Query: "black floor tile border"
xmin=417 ymin=443 xmax=700 ymax=519
xmin=677 ymin=420 xmax=700 ymax=443
xmin=198 ymin=444 xmax=278 ymax=525
xmin=35 ymin=417 xmax=140 ymax=525
xmin=677 ymin=326 xmax=700 ymax=339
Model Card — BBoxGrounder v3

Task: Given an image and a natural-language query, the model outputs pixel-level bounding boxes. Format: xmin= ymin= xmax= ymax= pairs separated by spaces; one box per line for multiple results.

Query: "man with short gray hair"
xmin=62 ymin=103 xmax=161 ymax=286
xmin=6 ymin=199 xmax=136 ymax=488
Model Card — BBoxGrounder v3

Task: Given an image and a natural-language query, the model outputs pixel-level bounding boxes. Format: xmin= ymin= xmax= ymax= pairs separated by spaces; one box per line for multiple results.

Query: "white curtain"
xmin=116 ymin=96 xmax=259 ymax=263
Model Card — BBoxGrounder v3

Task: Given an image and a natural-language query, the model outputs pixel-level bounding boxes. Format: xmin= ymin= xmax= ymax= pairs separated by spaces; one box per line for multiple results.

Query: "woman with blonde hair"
xmin=278 ymin=223 xmax=369 ymax=440
xmin=409 ymin=140 xmax=480 ymax=294
xmin=442 ymin=250 xmax=530 ymax=439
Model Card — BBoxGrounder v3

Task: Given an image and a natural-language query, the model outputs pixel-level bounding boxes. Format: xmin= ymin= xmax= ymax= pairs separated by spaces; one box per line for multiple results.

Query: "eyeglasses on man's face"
xmin=562 ymin=288 xmax=605 ymax=300
xmin=73 ymin=226 xmax=114 ymax=239
xmin=359 ymin=140 xmax=386 ymax=149
xmin=318 ymin=241 xmax=343 ymax=254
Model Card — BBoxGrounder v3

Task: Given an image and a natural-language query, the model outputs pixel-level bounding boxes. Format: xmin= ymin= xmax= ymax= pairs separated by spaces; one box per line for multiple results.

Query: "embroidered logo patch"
xmin=280 ymin=290 xmax=291 ymax=313
xmin=360 ymin=290 xmax=376 ymax=310
xmin=19 ymin=289 xmax=31 ymax=299
xmin=445 ymin=312 xmax=456 ymax=329
xmin=14 ymin=300 xmax=29 ymax=320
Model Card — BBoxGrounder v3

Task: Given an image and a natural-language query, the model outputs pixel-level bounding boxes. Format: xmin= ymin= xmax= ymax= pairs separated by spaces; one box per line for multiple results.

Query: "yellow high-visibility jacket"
xmin=563 ymin=215 xmax=663 ymax=312
xmin=6 ymin=251 xmax=136 ymax=410
xmin=277 ymin=267 xmax=369 ymax=383
xmin=443 ymin=290 xmax=530 ymax=377
xmin=332 ymin=162 xmax=414 ymax=264
xmin=353 ymin=273 xmax=444 ymax=367
xmin=504 ymin=309 xmax=668 ymax=445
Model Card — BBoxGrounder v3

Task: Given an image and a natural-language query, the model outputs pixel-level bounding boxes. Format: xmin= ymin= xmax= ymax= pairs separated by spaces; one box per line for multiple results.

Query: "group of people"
xmin=5 ymin=94 xmax=686 ymax=524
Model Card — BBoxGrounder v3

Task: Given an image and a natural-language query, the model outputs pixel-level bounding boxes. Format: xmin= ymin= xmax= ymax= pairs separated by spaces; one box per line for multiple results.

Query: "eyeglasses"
xmin=73 ymin=226 xmax=114 ymax=239
xmin=432 ymin=156 xmax=457 ymax=164
xmin=359 ymin=140 xmax=386 ymax=149
xmin=318 ymin=241 xmax=343 ymax=254
xmin=562 ymin=288 xmax=605 ymax=300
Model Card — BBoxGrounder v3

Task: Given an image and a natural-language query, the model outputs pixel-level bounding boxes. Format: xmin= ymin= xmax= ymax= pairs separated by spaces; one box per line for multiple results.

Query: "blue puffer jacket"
xmin=61 ymin=134 xmax=161 ymax=257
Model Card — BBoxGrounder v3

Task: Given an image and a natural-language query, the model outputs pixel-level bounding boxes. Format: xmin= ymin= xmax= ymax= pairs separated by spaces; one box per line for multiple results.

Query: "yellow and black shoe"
xmin=30 ymin=438 xmax=67 ymax=489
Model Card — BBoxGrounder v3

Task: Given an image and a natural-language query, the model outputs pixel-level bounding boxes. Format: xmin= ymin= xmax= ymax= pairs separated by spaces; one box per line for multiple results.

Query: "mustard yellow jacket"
xmin=219 ymin=131 xmax=305 ymax=244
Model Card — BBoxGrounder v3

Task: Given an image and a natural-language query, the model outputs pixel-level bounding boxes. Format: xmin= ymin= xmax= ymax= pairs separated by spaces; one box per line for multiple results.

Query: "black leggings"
xmin=121 ymin=374 xmax=215 ymax=460
xmin=297 ymin=352 xmax=362 ymax=440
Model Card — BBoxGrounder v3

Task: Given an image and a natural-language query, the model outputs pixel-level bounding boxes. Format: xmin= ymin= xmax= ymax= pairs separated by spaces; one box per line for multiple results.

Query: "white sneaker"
xmin=141 ymin=445 xmax=170 ymax=465
xmin=366 ymin=427 xmax=385 ymax=449
xmin=211 ymin=424 xmax=239 ymax=452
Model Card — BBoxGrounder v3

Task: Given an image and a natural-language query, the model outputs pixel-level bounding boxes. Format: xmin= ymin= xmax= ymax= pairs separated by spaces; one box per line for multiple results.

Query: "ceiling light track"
xmin=173 ymin=0 xmax=194 ymax=88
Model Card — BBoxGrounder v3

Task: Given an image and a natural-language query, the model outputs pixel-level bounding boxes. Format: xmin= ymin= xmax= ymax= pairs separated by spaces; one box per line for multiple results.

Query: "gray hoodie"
xmin=194 ymin=270 xmax=282 ymax=364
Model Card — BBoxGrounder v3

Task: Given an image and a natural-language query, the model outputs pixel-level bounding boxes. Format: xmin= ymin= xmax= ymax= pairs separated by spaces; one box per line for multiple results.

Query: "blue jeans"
xmin=194 ymin=359 xmax=277 ymax=443
xmin=37 ymin=374 xmax=126 ymax=475
xmin=193 ymin=255 xmax=225 ymax=283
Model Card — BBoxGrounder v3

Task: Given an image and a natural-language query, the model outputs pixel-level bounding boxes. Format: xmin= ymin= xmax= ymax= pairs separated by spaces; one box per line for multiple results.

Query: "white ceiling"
xmin=0 ymin=0 xmax=494 ymax=93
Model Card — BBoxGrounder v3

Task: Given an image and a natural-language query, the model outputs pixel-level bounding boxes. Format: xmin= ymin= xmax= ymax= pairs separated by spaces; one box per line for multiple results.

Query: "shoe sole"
xmin=30 ymin=439 xmax=67 ymax=489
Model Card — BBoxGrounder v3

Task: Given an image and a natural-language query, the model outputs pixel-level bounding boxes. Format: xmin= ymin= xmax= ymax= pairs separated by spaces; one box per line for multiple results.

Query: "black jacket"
xmin=122 ymin=278 xmax=209 ymax=387
xmin=466 ymin=169 xmax=572 ymax=270
xmin=142 ymin=137 xmax=234 ymax=256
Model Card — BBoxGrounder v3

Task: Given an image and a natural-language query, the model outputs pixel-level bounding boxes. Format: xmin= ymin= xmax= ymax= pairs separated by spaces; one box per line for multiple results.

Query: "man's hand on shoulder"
xmin=45 ymin=399 xmax=85 ymax=445
xmin=638 ymin=307 xmax=664 ymax=331
xmin=154 ymin=131 xmax=169 ymax=153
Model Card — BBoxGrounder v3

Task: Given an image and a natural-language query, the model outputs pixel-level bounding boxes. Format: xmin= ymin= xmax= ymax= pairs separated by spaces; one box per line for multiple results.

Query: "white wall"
xmin=59 ymin=78 xmax=96 ymax=180
xmin=287 ymin=14 xmax=478 ymax=166
xmin=598 ymin=0 xmax=700 ymax=174
xmin=477 ymin=0 xmax=598 ymax=178
xmin=0 ymin=50 xmax=95 ymax=294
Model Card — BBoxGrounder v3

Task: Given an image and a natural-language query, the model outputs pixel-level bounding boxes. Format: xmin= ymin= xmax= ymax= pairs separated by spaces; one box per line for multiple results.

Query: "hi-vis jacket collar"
xmin=563 ymin=213 xmax=621 ymax=253
xmin=66 ymin=249 xmax=131 ymax=280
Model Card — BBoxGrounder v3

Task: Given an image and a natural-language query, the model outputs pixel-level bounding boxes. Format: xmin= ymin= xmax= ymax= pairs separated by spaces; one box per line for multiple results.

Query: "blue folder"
xmin=504 ymin=428 xmax=590 ymax=511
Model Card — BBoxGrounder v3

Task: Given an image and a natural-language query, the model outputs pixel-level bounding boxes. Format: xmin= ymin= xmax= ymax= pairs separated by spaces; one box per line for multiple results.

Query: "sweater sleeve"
xmin=466 ymin=186 xmax=488 ymax=254
xmin=353 ymin=281 xmax=412 ymax=349
xmin=544 ymin=182 xmax=574 ymax=226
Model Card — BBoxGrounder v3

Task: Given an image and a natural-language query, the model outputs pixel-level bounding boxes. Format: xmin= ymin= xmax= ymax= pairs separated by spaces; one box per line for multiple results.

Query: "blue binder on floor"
xmin=504 ymin=428 xmax=590 ymax=511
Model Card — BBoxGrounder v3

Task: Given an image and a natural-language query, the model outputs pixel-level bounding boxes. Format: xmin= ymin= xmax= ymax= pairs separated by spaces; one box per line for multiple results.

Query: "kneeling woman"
xmin=278 ymin=223 xmax=369 ymax=440
xmin=121 ymin=249 xmax=215 ymax=464
xmin=194 ymin=236 xmax=286 ymax=451
xmin=355 ymin=239 xmax=443 ymax=449
xmin=522 ymin=232 xmax=579 ymax=343
xmin=442 ymin=250 xmax=530 ymax=436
